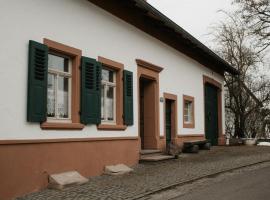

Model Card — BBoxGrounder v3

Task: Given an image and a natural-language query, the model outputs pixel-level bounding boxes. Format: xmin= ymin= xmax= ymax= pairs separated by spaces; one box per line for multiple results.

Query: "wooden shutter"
xmin=27 ymin=40 xmax=48 ymax=122
xmin=123 ymin=70 xmax=134 ymax=125
xmin=80 ymin=56 xmax=101 ymax=125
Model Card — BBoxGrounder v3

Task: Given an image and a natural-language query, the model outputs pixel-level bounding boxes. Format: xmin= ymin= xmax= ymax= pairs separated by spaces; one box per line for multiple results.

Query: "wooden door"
xmin=205 ymin=84 xmax=219 ymax=145
xmin=165 ymin=100 xmax=172 ymax=147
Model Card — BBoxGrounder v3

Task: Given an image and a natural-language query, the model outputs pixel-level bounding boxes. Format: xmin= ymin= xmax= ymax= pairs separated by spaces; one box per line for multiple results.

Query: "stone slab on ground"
xmin=140 ymin=149 xmax=161 ymax=155
xmin=140 ymin=154 xmax=175 ymax=162
xmin=105 ymin=164 xmax=133 ymax=175
xmin=17 ymin=146 xmax=270 ymax=200
xmin=48 ymin=171 xmax=88 ymax=190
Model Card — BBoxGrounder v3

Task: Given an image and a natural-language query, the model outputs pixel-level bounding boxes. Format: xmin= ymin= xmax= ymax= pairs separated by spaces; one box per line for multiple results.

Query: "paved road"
xmin=173 ymin=165 xmax=270 ymax=200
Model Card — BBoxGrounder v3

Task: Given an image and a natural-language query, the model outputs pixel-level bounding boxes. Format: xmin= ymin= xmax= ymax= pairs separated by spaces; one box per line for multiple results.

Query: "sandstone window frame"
xmin=183 ymin=95 xmax=195 ymax=129
xmin=41 ymin=38 xmax=84 ymax=130
xmin=97 ymin=56 xmax=127 ymax=131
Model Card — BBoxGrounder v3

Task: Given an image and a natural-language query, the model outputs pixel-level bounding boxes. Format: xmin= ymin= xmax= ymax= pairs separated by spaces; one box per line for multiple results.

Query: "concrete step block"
xmin=104 ymin=164 xmax=133 ymax=175
xmin=140 ymin=154 xmax=175 ymax=162
xmin=140 ymin=149 xmax=162 ymax=155
xmin=49 ymin=171 xmax=88 ymax=190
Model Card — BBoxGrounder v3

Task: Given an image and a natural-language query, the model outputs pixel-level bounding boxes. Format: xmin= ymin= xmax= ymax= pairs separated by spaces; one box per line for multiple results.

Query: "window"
xmin=47 ymin=54 xmax=72 ymax=121
xmin=41 ymin=38 xmax=83 ymax=130
xmin=184 ymin=100 xmax=192 ymax=123
xmin=101 ymin=68 xmax=116 ymax=124
xmin=97 ymin=56 xmax=127 ymax=130
xmin=183 ymin=95 xmax=195 ymax=128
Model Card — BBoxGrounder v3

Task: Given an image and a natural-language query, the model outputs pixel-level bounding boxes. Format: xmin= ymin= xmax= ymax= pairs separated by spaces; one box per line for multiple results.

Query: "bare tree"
xmin=211 ymin=13 xmax=270 ymax=138
xmin=234 ymin=0 xmax=270 ymax=52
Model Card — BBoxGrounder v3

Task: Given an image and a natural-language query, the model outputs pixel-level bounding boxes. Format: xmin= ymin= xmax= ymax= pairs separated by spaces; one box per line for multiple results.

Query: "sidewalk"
xmin=17 ymin=146 xmax=270 ymax=200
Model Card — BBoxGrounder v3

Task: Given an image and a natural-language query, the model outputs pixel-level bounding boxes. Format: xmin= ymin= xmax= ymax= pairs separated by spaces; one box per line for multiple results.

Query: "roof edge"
xmin=87 ymin=0 xmax=239 ymax=75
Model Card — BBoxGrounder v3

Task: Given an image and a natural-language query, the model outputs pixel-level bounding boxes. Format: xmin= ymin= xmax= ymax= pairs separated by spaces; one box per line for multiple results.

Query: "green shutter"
xmin=81 ymin=56 xmax=101 ymax=125
xmin=123 ymin=70 xmax=133 ymax=125
xmin=27 ymin=40 xmax=48 ymax=122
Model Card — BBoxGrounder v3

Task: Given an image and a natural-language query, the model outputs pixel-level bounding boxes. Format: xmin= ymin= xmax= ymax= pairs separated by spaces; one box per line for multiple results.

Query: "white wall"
xmin=0 ymin=0 xmax=224 ymax=140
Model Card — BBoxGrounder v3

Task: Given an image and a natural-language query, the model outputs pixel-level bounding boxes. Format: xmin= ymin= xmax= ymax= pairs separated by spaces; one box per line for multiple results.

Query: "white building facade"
xmin=0 ymin=0 xmax=237 ymax=199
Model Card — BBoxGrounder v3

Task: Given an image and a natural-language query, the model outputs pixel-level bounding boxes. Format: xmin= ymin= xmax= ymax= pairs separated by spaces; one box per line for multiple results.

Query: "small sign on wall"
xmin=160 ymin=97 xmax=164 ymax=103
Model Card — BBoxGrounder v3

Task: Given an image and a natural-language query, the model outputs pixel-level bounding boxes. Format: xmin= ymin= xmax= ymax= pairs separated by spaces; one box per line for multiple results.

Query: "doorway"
xmin=139 ymin=77 xmax=157 ymax=150
xmin=205 ymin=83 xmax=219 ymax=145
xmin=163 ymin=93 xmax=177 ymax=149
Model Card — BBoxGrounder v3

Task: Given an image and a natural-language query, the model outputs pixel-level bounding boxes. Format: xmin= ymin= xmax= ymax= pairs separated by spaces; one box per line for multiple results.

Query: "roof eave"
xmin=87 ymin=0 xmax=239 ymax=75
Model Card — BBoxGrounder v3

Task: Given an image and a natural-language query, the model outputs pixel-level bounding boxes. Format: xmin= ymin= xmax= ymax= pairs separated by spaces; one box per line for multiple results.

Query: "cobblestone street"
xmin=17 ymin=146 xmax=270 ymax=200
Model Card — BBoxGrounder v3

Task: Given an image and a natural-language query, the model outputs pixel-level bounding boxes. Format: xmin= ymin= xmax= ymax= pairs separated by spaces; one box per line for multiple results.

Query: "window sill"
xmin=97 ymin=124 xmax=127 ymax=131
xmin=41 ymin=122 xmax=84 ymax=130
xmin=183 ymin=123 xmax=195 ymax=129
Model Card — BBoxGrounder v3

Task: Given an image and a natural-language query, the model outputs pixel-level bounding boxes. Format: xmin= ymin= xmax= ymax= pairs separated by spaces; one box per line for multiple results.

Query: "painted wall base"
xmin=0 ymin=138 xmax=139 ymax=200
xmin=158 ymin=134 xmax=226 ymax=151
xmin=158 ymin=135 xmax=206 ymax=151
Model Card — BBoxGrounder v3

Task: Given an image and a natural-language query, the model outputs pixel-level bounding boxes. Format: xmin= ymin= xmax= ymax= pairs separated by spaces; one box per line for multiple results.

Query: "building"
xmin=0 ymin=0 xmax=238 ymax=199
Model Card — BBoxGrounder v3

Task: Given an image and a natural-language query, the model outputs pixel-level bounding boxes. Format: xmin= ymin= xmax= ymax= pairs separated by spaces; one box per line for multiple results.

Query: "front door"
xmin=205 ymin=83 xmax=219 ymax=145
xmin=165 ymin=100 xmax=172 ymax=147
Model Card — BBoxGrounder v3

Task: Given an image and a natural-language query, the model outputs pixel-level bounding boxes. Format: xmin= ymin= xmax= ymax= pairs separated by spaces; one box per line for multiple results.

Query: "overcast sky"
xmin=148 ymin=0 xmax=233 ymax=45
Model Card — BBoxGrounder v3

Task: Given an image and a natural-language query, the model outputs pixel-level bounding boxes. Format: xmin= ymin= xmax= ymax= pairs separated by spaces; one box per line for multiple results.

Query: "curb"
xmin=130 ymin=159 xmax=270 ymax=200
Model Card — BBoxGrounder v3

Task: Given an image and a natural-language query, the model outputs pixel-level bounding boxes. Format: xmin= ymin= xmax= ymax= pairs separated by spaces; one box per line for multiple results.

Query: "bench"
xmin=182 ymin=140 xmax=211 ymax=153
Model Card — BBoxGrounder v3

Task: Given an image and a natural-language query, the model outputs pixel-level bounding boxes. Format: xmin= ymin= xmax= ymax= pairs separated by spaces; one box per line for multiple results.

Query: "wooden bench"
xmin=182 ymin=140 xmax=211 ymax=153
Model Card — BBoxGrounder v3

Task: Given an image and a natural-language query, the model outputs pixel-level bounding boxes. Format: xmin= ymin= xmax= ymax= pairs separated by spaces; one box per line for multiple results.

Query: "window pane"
xmin=48 ymin=54 xmax=69 ymax=72
xmin=102 ymin=69 xmax=109 ymax=82
xmin=106 ymin=86 xmax=114 ymax=121
xmin=58 ymin=76 xmax=69 ymax=118
xmin=184 ymin=102 xmax=189 ymax=116
xmin=101 ymin=84 xmax=105 ymax=120
xmin=108 ymin=70 xmax=114 ymax=82
xmin=47 ymin=74 xmax=55 ymax=117
xmin=188 ymin=103 xmax=193 ymax=122
xmin=184 ymin=108 xmax=188 ymax=116
xmin=102 ymin=68 xmax=114 ymax=83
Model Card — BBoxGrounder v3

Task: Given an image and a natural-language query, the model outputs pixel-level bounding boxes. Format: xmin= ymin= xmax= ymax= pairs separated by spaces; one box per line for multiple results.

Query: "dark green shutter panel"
xmin=123 ymin=70 xmax=133 ymax=125
xmin=81 ymin=56 xmax=101 ymax=125
xmin=27 ymin=40 xmax=48 ymax=122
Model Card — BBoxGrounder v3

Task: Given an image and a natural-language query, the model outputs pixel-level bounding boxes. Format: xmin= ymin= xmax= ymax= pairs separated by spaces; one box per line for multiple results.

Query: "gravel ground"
xmin=17 ymin=146 xmax=270 ymax=200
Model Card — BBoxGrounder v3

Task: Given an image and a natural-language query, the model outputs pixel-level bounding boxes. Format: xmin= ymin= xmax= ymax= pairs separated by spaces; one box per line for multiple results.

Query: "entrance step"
xmin=140 ymin=149 xmax=162 ymax=155
xmin=140 ymin=154 xmax=175 ymax=162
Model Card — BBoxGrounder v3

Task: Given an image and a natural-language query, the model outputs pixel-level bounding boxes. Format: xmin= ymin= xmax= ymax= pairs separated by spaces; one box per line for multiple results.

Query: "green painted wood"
xmin=27 ymin=40 xmax=48 ymax=122
xmin=139 ymin=80 xmax=145 ymax=149
xmin=80 ymin=56 xmax=101 ymax=125
xmin=205 ymin=84 xmax=219 ymax=145
xmin=165 ymin=100 xmax=172 ymax=146
xmin=123 ymin=70 xmax=133 ymax=125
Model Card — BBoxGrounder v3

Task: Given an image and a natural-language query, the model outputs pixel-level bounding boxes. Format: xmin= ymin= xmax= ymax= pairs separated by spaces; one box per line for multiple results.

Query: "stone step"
xmin=104 ymin=164 xmax=133 ymax=176
xmin=139 ymin=154 xmax=175 ymax=162
xmin=140 ymin=149 xmax=162 ymax=155
xmin=48 ymin=171 xmax=88 ymax=190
